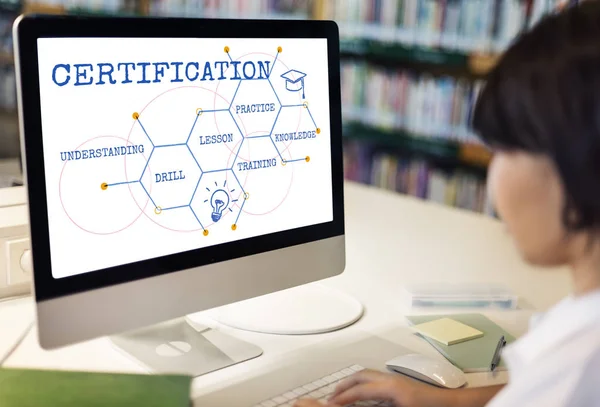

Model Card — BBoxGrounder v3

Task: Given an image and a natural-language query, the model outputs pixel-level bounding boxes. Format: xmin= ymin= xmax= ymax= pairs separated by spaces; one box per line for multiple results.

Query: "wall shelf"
xmin=340 ymin=39 xmax=498 ymax=76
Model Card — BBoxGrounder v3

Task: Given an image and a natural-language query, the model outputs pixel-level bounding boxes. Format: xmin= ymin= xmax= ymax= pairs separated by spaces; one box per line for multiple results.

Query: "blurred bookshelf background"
xmin=0 ymin=0 xmax=580 ymax=201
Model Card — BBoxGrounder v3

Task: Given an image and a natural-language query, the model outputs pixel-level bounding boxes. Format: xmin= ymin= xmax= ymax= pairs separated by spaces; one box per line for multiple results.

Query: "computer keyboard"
xmin=252 ymin=364 xmax=393 ymax=407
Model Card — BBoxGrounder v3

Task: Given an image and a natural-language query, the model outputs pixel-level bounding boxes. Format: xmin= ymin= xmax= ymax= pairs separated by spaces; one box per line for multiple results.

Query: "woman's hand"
xmin=328 ymin=368 xmax=428 ymax=406
xmin=294 ymin=369 xmax=502 ymax=407
xmin=293 ymin=368 xmax=445 ymax=407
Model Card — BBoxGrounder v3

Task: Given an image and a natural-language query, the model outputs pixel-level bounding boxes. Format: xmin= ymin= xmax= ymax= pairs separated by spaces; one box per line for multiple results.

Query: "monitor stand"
xmin=110 ymin=284 xmax=362 ymax=376
xmin=110 ymin=318 xmax=263 ymax=377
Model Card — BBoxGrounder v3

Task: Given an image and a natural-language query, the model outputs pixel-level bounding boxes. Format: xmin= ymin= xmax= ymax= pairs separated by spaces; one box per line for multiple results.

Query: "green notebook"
xmin=406 ymin=313 xmax=516 ymax=373
xmin=0 ymin=368 xmax=192 ymax=407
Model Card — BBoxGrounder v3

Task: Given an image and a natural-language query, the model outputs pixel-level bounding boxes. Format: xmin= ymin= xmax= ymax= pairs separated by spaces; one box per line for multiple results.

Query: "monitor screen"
xmin=36 ymin=37 xmax=333 ymax=279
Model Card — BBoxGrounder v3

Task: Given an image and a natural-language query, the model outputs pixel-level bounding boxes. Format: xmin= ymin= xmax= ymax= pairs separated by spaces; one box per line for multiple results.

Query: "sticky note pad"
xmin=413 ymin=317 xmax=483 ymax=345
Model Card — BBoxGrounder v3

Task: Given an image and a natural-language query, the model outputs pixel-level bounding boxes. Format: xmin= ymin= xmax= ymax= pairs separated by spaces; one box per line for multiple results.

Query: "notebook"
xmin=0 ymin=368 xmax=192 ymax=407
xmin=406 ymin=313 xmax=516 ymax=372
xmin=412 ymin=317 xmax=484 ymax=345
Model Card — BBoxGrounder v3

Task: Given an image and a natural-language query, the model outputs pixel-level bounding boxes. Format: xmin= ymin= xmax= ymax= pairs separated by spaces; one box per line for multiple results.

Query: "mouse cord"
xmin=0 ymin=321 xmax=34 ymax=367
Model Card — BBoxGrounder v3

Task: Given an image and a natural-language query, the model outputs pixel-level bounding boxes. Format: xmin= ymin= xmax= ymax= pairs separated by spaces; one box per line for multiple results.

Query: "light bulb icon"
xmin=210 ymin=189 xmax=230 ymax=222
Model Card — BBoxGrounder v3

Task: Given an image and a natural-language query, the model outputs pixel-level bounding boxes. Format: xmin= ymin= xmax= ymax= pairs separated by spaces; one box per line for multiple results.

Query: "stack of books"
xmin=341 ymin=60 xmax=483 ymax=145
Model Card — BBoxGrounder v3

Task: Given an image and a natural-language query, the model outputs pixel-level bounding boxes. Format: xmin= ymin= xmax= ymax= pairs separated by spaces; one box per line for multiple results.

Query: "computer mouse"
xmin=385 ymin=353 xmax=467 ymax=389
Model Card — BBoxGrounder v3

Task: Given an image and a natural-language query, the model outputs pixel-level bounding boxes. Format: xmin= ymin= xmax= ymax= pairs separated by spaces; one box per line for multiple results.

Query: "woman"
xmin=296 ymin=2 xmax=600 ymax=406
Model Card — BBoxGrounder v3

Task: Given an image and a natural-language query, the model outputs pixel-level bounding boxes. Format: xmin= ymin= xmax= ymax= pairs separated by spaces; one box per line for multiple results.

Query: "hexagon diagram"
xmin=232 ymin=136 xmax=295 ymax=216
xmin=97 ymin=45 xmax=323 ymax=235
xmin=229 ymin=78 xmax=281 ymax=138
xmin=187 ymin=110 xmax=244 ymax=173
xmin=270 ymin=104 xmax=320 ymax=162
xmin=190 ymin=170 xmax=245 ymax=234
xmin=140 ymin=145 xmax=202 ymax=211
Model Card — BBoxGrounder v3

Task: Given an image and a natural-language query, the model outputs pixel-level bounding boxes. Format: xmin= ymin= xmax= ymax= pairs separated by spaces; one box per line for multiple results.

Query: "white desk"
xmin=0 ymin=182 xmax=572 ymax=402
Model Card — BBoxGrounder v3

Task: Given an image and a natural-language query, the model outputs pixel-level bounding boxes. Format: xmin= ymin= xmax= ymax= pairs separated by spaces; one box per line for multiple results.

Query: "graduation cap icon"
xmin=281 ymin=69 xmax=306 ymax=99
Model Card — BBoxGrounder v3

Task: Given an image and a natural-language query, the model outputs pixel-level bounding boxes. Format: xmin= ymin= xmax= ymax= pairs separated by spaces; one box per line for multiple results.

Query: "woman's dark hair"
xmin=473 ymin=1 xmax=600 ymax=231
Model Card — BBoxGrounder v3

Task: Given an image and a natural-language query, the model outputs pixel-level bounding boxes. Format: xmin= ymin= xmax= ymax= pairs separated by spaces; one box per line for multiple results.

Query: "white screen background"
xmin=37 ymin=38 xmax=333 ymax=278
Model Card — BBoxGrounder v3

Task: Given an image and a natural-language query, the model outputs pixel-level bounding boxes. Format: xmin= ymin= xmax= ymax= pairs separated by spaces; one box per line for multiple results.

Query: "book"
xmin=0 ymin=368 xmax=192 ymax=407
xmin=413 ymin=317 xmax=484 ymax=345
xmin=406 ymin=313 xmax=516 ymax=372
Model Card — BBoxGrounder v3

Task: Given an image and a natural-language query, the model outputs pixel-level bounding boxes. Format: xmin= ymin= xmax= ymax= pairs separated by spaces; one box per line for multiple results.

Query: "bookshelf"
xmin=0 ymin=0 xmax=574 ymax=215
xmin=310 ymin=0 xmax=498 ymax=215
xmin=314 ymin=0 xmax=581 ymax=215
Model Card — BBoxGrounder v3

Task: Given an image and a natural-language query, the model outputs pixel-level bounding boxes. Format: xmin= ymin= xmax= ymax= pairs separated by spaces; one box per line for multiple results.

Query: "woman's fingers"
xmin=330 ymin=381 xmax=397 ymax=406
xmin=330 ymin=369 xmax=389 ymax=399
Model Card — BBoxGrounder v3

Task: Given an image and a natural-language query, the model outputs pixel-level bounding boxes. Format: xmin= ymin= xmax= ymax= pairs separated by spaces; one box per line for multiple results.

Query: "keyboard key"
xmin=272 ymin=396 xmax=288 ymax=404
xmin=283 ymin=392 xmax=298 ymax=400
xmin=323 ymin=375 xmax=338 ymax=384
xmin=332 ymin=371 xmax=347 ymax=380
xmin=309 ymin=389 xmax=326 ymax=398
xmin=322 ymin=384 xmax=337 ymax=394
xmin=303 ymin=383 xmax=318 ymax=392
xmin=312 ymin=379 xmax=328 ymax=387
xmin=261 ymin=365 xmax=369 ymax=407
xmin=292 ymin=387 xmax=309 ymax=396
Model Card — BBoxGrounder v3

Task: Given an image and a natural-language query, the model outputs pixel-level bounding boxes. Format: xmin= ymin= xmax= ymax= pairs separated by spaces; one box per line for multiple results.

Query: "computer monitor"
xmin=13 ymin=15 xmax=346 ymax=369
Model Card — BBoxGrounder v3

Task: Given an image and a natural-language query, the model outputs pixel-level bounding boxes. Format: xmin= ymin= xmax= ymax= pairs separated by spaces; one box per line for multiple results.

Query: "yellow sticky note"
xmin=413 ymin=318 xmax=483 ymax=345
